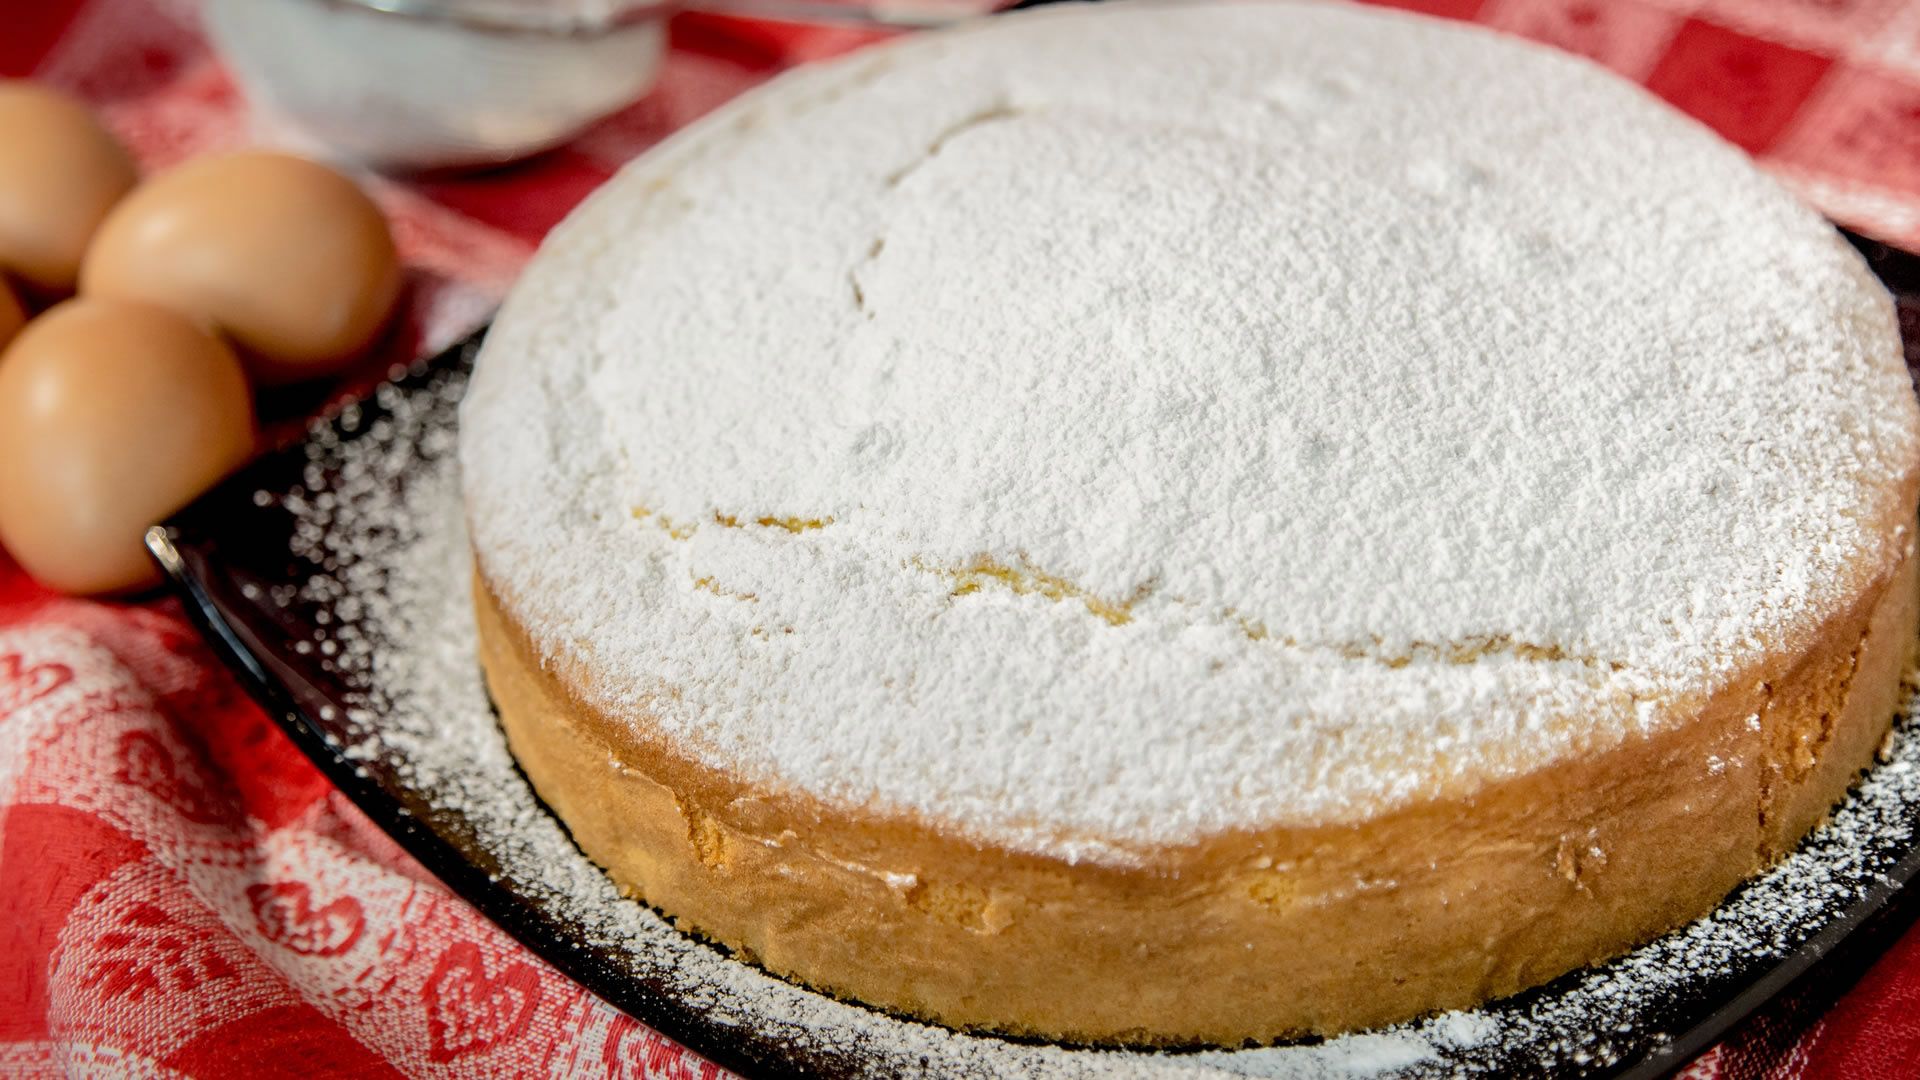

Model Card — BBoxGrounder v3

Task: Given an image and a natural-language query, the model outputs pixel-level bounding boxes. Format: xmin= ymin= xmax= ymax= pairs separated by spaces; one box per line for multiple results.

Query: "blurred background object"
xmin=203 ymin=0 xmax=1005 ymax=172
xmin=204 ymin=0 xmax=675 ymax=171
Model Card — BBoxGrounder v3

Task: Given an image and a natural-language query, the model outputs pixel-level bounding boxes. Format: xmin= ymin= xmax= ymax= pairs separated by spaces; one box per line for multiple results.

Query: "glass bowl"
xmin=205 ymin=0 xmax=672 ymax=172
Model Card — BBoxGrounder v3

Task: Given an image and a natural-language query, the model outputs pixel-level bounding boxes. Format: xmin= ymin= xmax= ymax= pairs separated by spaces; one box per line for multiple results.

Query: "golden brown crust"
xmin=475 ymin=535 xmax=1919 ymax=1047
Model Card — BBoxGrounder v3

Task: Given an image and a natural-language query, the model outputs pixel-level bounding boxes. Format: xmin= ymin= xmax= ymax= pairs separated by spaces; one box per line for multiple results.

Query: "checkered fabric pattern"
xmin=6 ymin=0 xmax=1920 ymax=1075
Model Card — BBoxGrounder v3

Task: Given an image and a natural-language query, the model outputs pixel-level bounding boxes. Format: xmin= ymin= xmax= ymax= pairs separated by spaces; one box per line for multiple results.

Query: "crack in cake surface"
xmin=462 ymin=0 xmax=1920 ymax=855
xmin=636 ymin=505 xmax=1637 ymax=673
xmin=884 ymin=102 xmax=1021 ymax=188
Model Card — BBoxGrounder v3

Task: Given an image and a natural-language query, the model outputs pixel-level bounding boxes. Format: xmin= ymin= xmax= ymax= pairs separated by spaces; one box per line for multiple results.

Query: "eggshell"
xmin=0 ymin=297 xmax=256 ymax=595
xmin=0 ymin=82 xmax=139 ymax=296
xmin=0 ymin=278 xmax=22 ymax=350
xmin=80 ymin=150 xmax=401 ymax=384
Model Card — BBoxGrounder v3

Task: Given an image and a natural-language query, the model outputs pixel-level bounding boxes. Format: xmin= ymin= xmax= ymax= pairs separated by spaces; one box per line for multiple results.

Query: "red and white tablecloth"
xmin=7 ymin=0 xmax=1920 ymax=1075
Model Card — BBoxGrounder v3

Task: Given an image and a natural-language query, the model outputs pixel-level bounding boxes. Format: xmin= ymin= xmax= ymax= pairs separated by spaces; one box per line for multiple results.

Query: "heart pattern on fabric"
xmin=423 ymin=942 xmax=543 ymax=1062
xmin=0 ymin=652 xmax=73 ymax=716
xmin=602 ymin=1013 xmax=724 ymax=1080
xmin=79 ymin=899 xmax=241 ymax=1003
xmin=248 ymin=882 xmax=365 ymax=957
xmin=114 ymin=730 xmax=226 ymax=825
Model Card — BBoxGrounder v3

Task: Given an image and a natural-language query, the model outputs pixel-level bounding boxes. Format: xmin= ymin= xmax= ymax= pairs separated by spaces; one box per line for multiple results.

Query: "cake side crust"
xmin=474 ymin=538 xmax=1919 ymax=1045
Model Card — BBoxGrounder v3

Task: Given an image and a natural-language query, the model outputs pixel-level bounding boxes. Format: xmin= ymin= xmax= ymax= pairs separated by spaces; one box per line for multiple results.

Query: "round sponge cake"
xmin=459 ymin=0 xmax=1920 ymax=1046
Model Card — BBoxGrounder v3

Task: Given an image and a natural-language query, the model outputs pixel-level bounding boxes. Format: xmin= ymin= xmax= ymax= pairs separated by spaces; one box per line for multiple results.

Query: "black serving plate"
xmin=146 ymin=229 xmax=1920 ymax=1079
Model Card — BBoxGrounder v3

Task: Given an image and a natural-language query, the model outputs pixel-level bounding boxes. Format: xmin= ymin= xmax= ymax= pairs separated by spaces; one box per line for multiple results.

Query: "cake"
xmin=458 ymin=0 xmax=1920 ymax=1047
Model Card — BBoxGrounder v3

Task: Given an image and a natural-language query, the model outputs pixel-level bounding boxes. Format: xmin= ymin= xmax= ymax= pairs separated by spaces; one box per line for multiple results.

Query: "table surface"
xmin=8 ymin=0 xmax=1920 ymax=1076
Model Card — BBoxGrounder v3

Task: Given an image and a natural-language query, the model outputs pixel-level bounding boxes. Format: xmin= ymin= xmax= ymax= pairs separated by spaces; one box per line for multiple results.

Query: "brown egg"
xmin=80 ymin=150 xmax=402 ymax=385
xmin=0 ymin=82 xmax=139 ymax=296
xmin=0 ymin=278 xmax=23 ymax=351
xmin=0 ymin=298 xmax=256 ymax=595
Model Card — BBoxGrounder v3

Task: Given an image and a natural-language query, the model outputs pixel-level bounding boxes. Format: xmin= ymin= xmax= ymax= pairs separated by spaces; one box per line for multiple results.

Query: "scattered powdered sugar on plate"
xmin=254 ymin=351 xmax=1920 ymax=1078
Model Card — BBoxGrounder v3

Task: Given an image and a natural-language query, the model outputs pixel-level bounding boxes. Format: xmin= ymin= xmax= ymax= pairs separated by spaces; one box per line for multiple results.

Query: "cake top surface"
xmin=460 ymin=0 xmax=1920 ymax=862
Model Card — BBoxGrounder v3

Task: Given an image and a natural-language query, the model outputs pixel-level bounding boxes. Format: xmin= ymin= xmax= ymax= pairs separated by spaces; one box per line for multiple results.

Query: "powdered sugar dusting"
xmin=270 ymin=349 xmax=1920 ymax=1077
xmin=459 ymin=0 xmax=1920 ymax=861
